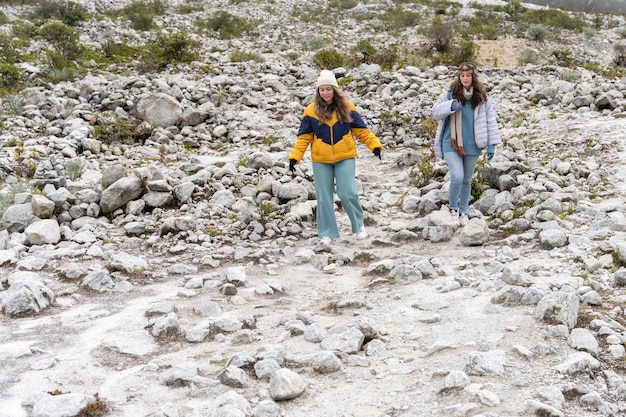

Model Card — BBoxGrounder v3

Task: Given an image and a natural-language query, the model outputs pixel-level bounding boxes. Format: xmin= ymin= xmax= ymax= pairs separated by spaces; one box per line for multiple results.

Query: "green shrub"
xmin=44 ymin=50 xmax=78 ymax=81
xmin=352 ymin=40 xmax=376 ymax=65
xmin=115 ymin=1 xmax=168 ymax=31
xmin=617 ymin=27 xmax=626 ymax=39
xmin=582 ymin=27 xmax=596 ymax=37
xmin=428 ymin=0 xmax=463 ymax=15
xmin=284 ymin=51 xmax=299 ymax=63
xmin=409 ymin=157 xmax=435 ymax=188
xmin=76 ymin=393 xmax=107 ymax=417
xmin=422 ymin=16 xmax=455 ymax=52
xmin=431 ymin=37 xmax=474 ymax=66
xmin=471 ymin=157 xmax=493 ymax=199
xmin=148 ymin=0 xmax=168 ymax=14
xmin=420 ymin=117 xmax=437 ymax=138
xmin=102 ymin=41 xmax=142 ymax=63
xmin=12 ymin=144 xmax=38 ymax=178
xmin=48 ymin=68 xmax=78 ymax=83
xmin=348 ymin=40 xmax=400 ymax=68
xmin=521 ymin=9 xmax=586 ymax=32
xmin=338 ymin=75 xmax=354 ymax=87
xmin=380 ymin=8 xmax=421 ymax=31
xmin=0 ymin=183 xmax=31 ymax=218
xmin=482 ymin=1 xmax=586 ymax=34
xmin=464 ymin=11 xmax=502 ymax=40
xmin=518 ymin=48 xmax=538 ymax=65
xmin=559 ymin=70 xmax=580 ymax=82
xmin=231 ymin=50 xmax=264 ymax=63
xmin=130 ymin=14 xmax=155 ymax=31
xmin=452 ymin=38 xmax=475 ymax=63
xmin=261 ymin=135 xmax=276 ymax=145
xmin=156 ymin=31 xmax=198 ymax=62
xmin=38 ymin=22 xmax=83 ymax=60
xmin=11 ymin=20 xmax=37 ymax=42
xmin=372 ymin=46 xmax=399 ymax=71
xmin=140 ymin=32 xmax=199 ymax=72
xmin=0 ymin=34 xmax=20 ymax=64
xmin=199 ymin=10 xmax=256 ymax=39
xmin=93 ymin=116 xmax=143 ymax=144
xmin=65 ymin=157 xmax=85 ymax=180
xmin=306 ymin=36 xmax=327 ymax=51
xmin=525 ymin=24 xmax=548 ymax=41
xmin=126 ymin=11 xmax=154 ymax=31
xmin=36 ymin=28 xmax=81 ymax=82
xmin=551 ymin=48 xmax=574 ymax=67
xmin=258 ymin=200 xmax=275 ymax=225
xmin=488 ymin=0 xmax=527 ymax=17
xmin=582 ymin=61 xmax=603 ymax=74
xmin=602 ymin=66 xmax=626 ymax=79
xmin=176 ymin=2 xmax=204 ymax=14
xmin=615 ymin=43 xmax=626 ymax=68
xmin=1 ymin=94 xmax=25 ymax=115
xmin=121 ymin=1 xmax=168 ymax=16
xmin=0 ymin=64 xmax=24 ymax=90
xmin=477 ymin=0 xmax=526 ymax=34
xmin=329 ymin=0 xmax=357 ymax=9
xmin=2 ymin=137 xmax=17 ymax=147
xmin=29 ymin=0 xmax=89 ymax=26
xmin=0 ymin=10 xmax=8 ymax=24
xmin=313 ymin=49 xmax=345 ymax=70
xmin=0 ymin=0 xmax=38 ymax=4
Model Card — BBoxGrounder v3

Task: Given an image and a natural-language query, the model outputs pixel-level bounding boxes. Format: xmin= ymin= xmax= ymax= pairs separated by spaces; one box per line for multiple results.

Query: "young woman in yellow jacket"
xmin=288 ymin=70 xmax=382 ymax=244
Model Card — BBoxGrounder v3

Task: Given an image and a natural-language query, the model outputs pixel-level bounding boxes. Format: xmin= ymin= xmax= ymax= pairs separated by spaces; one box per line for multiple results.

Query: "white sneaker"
xmin=319 ymin=237 xmax=333 ymax=245
xmin=355 ymin=227 xmax=367 ymax=240
xmin=450 ymin=208 xmax=459 ymax=222
xmin=459 ymin=213 xmax=469 ymax=226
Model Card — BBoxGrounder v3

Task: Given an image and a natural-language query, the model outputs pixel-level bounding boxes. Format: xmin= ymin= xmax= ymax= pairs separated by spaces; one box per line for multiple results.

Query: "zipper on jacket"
xmin=330 ymin=123 xmax=336 ymax=163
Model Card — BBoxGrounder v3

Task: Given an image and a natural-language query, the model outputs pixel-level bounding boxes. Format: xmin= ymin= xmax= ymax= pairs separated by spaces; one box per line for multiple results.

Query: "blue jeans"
xmin=312 ymin=159 xmax=364 ymax=238
xmin=443 ymin=152 xmax=480 ymax=214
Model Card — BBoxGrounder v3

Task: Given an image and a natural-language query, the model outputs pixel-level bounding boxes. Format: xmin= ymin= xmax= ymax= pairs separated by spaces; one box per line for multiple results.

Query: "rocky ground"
xmin=0 ymin=1 xmax=625 ymax=417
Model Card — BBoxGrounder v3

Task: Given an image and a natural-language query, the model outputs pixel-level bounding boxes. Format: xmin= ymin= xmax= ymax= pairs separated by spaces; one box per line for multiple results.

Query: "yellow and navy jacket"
xmin=289 ymin=101 xmax=382 ymax=164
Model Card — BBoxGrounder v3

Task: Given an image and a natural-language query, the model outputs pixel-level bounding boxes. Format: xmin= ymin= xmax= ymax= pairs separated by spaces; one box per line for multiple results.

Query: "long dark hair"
xmin=314 ymin=87 xmax=353 ymax=124
xmin=450 ymin=62 xmax=488 ymax=108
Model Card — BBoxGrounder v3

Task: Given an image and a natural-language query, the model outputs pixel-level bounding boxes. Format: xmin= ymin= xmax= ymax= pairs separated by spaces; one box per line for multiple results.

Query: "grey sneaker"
xmin=459 ymin=213 xmax=469 ymax=226
xmin=355 ymin=227 xmax=367 ymax=240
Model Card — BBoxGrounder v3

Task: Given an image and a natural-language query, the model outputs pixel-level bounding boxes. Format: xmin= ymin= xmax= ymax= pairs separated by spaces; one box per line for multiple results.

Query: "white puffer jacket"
xmin=432 ymin=90 xmax=502 ymax=158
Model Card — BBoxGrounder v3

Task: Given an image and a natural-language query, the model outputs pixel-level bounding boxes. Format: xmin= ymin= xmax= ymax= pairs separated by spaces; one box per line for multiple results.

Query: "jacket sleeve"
xmin=288 ymin=113 xmax=315 ymax=163
xmin=431 ymin=90 xmax=455 ymax=121
xmin=349 ymin=109 xmax=382 ymax=151
xmin=485 ymin=100 xmax=502 ymax=146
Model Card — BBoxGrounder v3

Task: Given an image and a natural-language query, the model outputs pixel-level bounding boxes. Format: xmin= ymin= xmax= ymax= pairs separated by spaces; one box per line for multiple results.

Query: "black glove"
xmin=373 ymin=148 xmax=381 ymax=160
xmin=288 ymin=159 xmax=296 ymax=173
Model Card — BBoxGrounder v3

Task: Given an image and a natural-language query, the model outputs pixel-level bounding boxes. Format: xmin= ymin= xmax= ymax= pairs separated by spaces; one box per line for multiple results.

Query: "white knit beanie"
xmin=316 ymin=70 xmax=338 ymax=88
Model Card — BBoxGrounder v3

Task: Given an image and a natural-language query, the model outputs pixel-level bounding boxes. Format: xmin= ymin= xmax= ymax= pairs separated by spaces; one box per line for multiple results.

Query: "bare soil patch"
xmin=474 ymin=39 xmax=528 ymax=68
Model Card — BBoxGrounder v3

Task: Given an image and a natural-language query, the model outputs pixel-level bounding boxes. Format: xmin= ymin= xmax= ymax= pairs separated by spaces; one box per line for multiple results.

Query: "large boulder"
xmin=134 ymin=93 xmax=183 ymax=128
xmin=99 ymin=175 xmax=145 ymax=214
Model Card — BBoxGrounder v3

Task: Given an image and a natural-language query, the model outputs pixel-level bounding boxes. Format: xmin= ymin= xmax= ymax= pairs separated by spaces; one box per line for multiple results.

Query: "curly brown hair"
xmin=449 ymin=62 xmax=488 ymax=108
xmin=314 ymin=87 xmax=353 ymax=124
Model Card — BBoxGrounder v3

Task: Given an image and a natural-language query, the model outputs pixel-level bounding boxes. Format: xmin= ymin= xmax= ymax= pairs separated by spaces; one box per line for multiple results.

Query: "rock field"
xmin=0 ymin=1 xmax=626 ymax=417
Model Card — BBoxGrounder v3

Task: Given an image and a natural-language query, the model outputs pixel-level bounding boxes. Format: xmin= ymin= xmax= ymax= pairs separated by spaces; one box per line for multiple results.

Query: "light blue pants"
xmin=312 ymin=159 xmax=364 ymax=238
xmin=443 ymin=152 xmax=480 ymax=214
